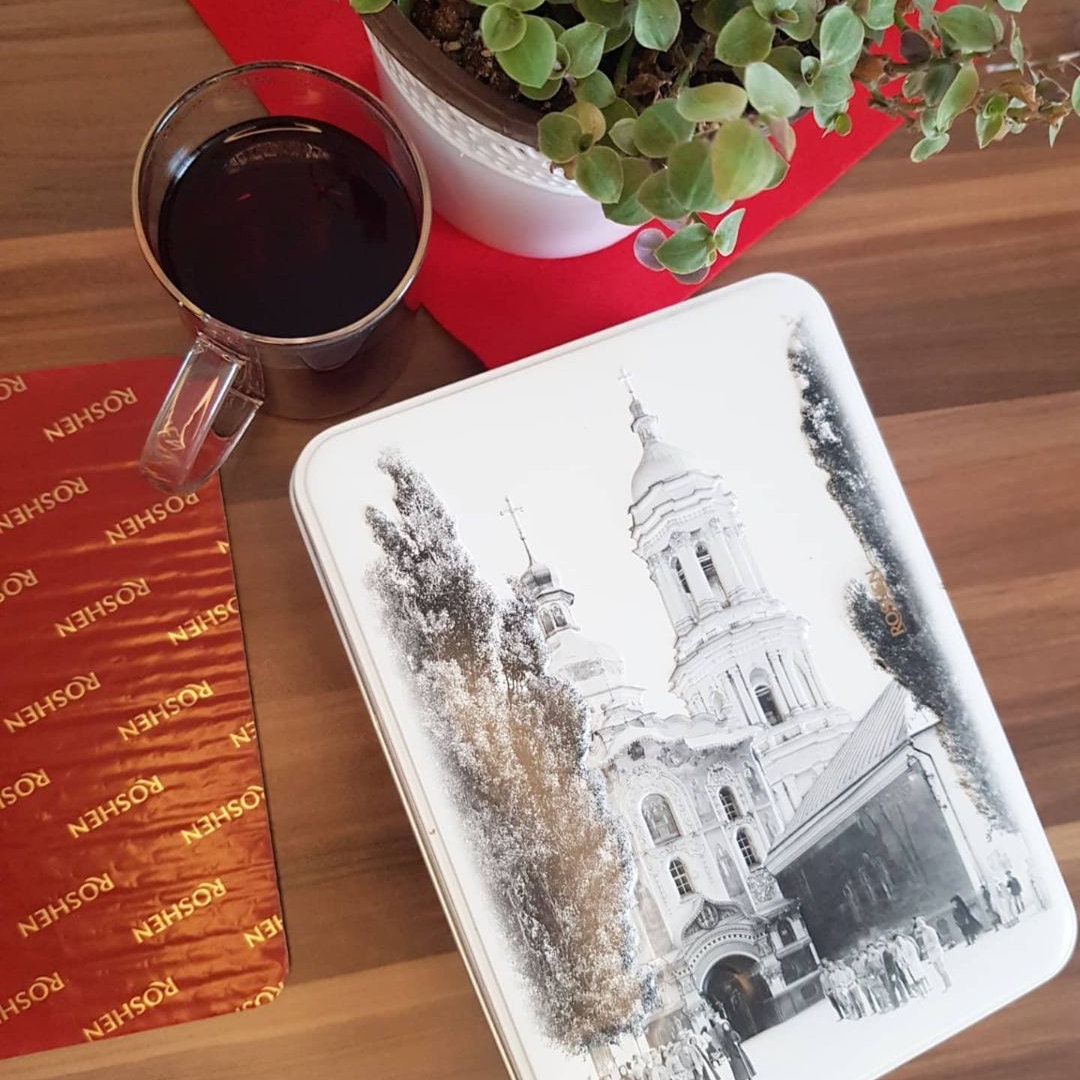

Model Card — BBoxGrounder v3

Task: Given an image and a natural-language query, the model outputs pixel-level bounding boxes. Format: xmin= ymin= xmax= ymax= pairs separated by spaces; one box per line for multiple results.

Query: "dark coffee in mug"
xmin=158 ymin=116 xmax=420 ymax=338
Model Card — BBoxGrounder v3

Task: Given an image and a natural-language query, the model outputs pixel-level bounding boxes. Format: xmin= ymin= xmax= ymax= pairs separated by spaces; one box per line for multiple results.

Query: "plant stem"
xmin=674 ymin=39 xmax=708 ymax=92
xmin=614 ymin=38 xmax=635 ymax=93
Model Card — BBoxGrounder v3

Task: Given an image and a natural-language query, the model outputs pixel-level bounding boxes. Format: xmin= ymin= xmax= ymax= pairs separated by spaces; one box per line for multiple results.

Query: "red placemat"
xmin=0 ymin=360 xmax=286 ymax=1060
xmin=186 ymin=0 xmax=901 ymax=367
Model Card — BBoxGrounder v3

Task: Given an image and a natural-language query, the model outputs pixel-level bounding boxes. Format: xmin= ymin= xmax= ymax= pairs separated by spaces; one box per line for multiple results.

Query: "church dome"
xmin=519 ymin=558 xmax=560 ymax=595
xmin=631 ymin=438 xmax=692 ymax=503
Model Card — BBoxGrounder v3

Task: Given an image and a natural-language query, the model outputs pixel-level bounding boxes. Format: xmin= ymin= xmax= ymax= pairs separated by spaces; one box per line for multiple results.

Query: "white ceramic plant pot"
xmin=365 ymin=17 xmax=634 ymax=260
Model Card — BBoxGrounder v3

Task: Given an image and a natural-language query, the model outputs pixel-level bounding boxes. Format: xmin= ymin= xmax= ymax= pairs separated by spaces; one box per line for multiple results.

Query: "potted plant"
xmin=353 ymin=0 xmax=1078 ymax=273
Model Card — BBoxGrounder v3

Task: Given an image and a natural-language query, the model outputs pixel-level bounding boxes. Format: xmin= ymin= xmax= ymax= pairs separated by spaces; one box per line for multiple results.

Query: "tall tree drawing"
xmin=366 ymin=451 xmax=649 ymax=1051
xmin=787 ymin=326 xmax=1012 ymax=830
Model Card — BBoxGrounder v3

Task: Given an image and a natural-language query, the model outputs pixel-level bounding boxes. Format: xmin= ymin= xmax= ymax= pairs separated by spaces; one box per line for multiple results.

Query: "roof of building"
xmin=783 ymin=681 xmax=912 ymax=833
xmin=630 ymin=438 xmax=694 ymax=502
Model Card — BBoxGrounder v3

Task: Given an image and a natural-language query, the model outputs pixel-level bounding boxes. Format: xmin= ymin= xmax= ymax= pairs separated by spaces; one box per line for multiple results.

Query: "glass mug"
xmin=134 ymin=61 xmax=431 ymax=494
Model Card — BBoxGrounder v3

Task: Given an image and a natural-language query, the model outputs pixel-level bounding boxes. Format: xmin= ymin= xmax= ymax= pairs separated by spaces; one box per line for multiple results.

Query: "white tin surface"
xmin=291 ymin=275 xmax=1075 ymax=1080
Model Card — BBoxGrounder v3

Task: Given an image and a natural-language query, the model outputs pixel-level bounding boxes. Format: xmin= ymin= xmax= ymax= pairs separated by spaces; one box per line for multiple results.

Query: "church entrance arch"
xmin=702 ymin=955 xmax=772 ymax=1040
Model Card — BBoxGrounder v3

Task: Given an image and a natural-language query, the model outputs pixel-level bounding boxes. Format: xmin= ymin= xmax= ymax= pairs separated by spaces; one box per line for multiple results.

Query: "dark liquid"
xmin=158 ymin=116 xmax=419 ymax=337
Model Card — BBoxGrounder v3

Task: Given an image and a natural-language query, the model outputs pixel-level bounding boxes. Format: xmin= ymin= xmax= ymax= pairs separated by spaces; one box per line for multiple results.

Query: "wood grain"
xmin=0 ymin=0 xmax=1078 ymax=1077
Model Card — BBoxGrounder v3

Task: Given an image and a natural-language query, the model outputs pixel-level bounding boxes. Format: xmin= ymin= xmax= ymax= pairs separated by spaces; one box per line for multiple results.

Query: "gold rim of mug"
xmin=131 ymin=60 xmax=432 ymax=348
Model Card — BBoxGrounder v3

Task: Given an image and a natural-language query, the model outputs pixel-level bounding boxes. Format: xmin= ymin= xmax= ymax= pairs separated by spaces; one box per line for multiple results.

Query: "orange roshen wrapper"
xmin=0 ymin=358 xmax=287 ymax=1059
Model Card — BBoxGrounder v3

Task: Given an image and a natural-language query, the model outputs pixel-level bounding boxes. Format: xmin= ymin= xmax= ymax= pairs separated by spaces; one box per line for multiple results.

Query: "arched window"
xmin=642 ymin=794 xmax=680 ymax=844
xmin=717 ymin=786 xmax=740 ymax=823
xmin=709 ymin=690 xmax=726 ymax=716
xmin=539 ymin=610 xmax=555 ymax=634
xmin=551 ymin=606 xmax=568 ymax=628
xmin=696 ymin=541 xmax=722 ymax=591
xmin=672 ymin=557 xmax=691 ymax=595
xmin=753 ymin=683 xmax=783 ymax=726
xmin=777 ymin=918 xmax=797 ymax=946
xmin=669 ymin=857 xmax=693 ymax=897
xmin=736 ymin=828 xmax=760 ymax=870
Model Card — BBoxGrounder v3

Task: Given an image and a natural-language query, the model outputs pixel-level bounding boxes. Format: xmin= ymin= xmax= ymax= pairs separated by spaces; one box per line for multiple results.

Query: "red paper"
xmin=186 ymin=0 xmax=900 ymax=367
xmin=0 ymin=360 xmax=286 ymax=1060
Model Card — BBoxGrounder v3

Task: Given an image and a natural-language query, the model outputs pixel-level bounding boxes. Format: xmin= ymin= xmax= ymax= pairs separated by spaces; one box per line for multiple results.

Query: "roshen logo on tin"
xmin=104 ymin=492 xmax=200 ymax=545
xmin=0 ymin=973 xmax=66 ymax=1025
xmin=234 ymin=981 xmax=284 ymax=1012
xmin=67 ymin=776 xmax=165 ymax=839
xmin=0 ymin=768 xmax=50 ymax=810
xmin=132 ymin=879 xmax=227 ymax=944
xmin=180 ymin=784 xmax=265 ymax=845
xmin=0 ymin=374 xmax=27 ymax=403
xmin=0 ymin=568 xmax=37 ymax=605
xmin=4 ymin=673 xmax=101 ymax=734
xmin=82 ymin=977 xmax=180 ymax=1041
xmin=167 ymin=595 xmax=239 ymax=646
xmin=117 ymin=681 xmax=214 ymax=742
xmin=0 ymin=477 xmax=89 ymax=534
xmin=17 ymin=873 xmax=116 ymax=938
xmin=243 ymin=912 xmax=284 ymax=949
xmin=42 ymin=387 xmax=138 ymax=442
xmin=55 ymin=578 xmax=151 ymax=638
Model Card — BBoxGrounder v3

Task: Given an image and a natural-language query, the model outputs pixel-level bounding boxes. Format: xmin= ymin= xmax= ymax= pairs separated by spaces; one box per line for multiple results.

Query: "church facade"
xmin=511 ymin=384 xmax=863 ymax=1043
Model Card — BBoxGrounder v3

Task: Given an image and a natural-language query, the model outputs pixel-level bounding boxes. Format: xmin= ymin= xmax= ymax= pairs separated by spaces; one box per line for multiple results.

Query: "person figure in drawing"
xmin=713 ymin=1018 xmax=755 ymax=1080
xmin=819 ymin=961 xmax=846 ymax=1019
xmin=914 ymin=916 xmax=952 ymax=990
xmin=880 ymin=937 xmax=912 ymax=1006
xmin=951 ymin=894 xmax=984 ymax=945
xmin=892 ymin=931 xmax=930 ymax=997
xmin=867 ymin=941 xmax=898 ymax=1010
xmin=853 ymin=946 xmax=887 ymax=1013
xmin=980 ymin=883 xmax=1003 ymax=930
xmin=1006 ymin=870 xmax=1026 ymax=918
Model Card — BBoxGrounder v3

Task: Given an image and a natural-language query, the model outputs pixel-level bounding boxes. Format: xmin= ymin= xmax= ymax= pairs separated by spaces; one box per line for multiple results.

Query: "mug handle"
xmin=140 ymin=335 xmax=263 ymax=494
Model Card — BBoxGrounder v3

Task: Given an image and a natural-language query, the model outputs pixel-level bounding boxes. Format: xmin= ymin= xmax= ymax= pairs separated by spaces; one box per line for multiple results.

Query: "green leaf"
xmin=538 ymin=113 xmax=586 ymax=162
xmin=777 ymin=0 xmax=816 ymax=42
xmin=997 ymin=0 xmax=1026 ymax=9
xmin=675 ymin=83 xmax=748 ymax=123
xmin=667 ymin=139 xmax=717 ymax=212
xmin=478 ymin=0 xmax=546 ymax=9
xmin=975 ymin=101 xmax=1005 ymax=148
xmin=634 ymin=0 xmax=682 ymax=51
xmin=812 ymin=64 xmax=855 ymax=107
xmin=744 ymin=60 xmax=800 ymax=118
xmin=715 ymin=8 xmax=775 ymax=67
xmin=861 ymin=0 xmax=895 ymax=32
xmin=819 ymin=5 xmax=865 ymax=69
xmin=713 ymin=207 xmax=745 ymax=256
xmin=655 ymin=223 xmax=714 ymax=275
xmin=609 ymin=117 xmax=639 ymax=154
xmin=1009 ymin=20 xmax=1024 ymax=69
xmin=692 ymin=0 xmax=737 ymax=34
xmin=923 ymin=63 xmax=959 ymax=107
xmin=349 ymin=0 xmax=392 ymax=12
xmin=481 ymin=4 xmax=527 ymax=51
xmin=560 ymin=22 xmax=606 ymax=78
xmin=496 ymin=14 xmax=557 ymax=87
xmin=566 ymin=100 xmax=607 ymax=142
xmin=576 ymin=70 xmax=617 ymax=107
xmin=634 ymin=100 xmax=695 ymax=158
xmin=575 ymin=146 xmax=625 ymax=202
xmin=832 ymin=110 xmax=852 ymax=136
xmin=911 ymin=132 xmax=950 ymax=162
xmin=937 ymin=62 xmax=979 ymax=130
xmin=603 ymin=18 xmax=634 ymax=51
xmin=604 ymin=158 xmax=654 ymax=225
xmin=710 ymin=118 xmax=781 ymax=200
xmin=636 ymin=169 xmax=686 ymax=219
xmin=577 ymin=0 xmax=626 ymax=25
xmin=768 ymin=115 xmax=797 ymax=159
xmin=520 ymin=77 xmax=563 ymax=101
xmin=1073 ymin=75 xmax=1080 ymax=117
xmin=938 ymin=5 xmax=1000 ymax=52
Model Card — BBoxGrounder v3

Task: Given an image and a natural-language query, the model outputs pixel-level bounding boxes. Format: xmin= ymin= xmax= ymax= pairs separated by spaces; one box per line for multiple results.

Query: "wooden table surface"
xmin=2 ymin=1 xmax=1079 ymax=1077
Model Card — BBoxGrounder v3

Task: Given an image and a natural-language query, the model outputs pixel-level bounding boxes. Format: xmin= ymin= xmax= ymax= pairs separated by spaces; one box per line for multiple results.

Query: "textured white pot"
xmin=366 ymin=27 xmax=634 ymax=260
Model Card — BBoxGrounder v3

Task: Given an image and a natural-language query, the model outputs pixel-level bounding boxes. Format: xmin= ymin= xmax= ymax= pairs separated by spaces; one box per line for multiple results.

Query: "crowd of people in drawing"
xmin=822 ymin=870 xmax=1032 ymax=1021
xmin=603 ymin=1015 xmax=756 ymax=1080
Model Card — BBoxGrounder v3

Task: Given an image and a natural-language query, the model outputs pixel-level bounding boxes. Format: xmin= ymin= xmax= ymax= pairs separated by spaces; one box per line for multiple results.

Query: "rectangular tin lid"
xmin=291 ymin=274 xmax=1074 ymax=1080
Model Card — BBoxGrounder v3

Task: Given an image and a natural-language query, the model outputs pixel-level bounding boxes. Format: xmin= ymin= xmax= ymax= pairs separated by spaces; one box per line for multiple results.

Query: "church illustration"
xmin=503 ymin=379 xmax=1002 ymax=1057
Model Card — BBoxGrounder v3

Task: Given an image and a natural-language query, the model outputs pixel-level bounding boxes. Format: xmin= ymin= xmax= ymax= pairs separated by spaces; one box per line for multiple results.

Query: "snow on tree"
xmin=365 ymin=451 xmax=648 ymax=1051
xmin=788 ymin=327 xmax=1012 ymax=830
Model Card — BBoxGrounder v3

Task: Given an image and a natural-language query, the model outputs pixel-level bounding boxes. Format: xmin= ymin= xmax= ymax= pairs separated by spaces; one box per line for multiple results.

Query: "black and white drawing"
xmin=339 ymin=298 xmax=1068 ymax=1080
